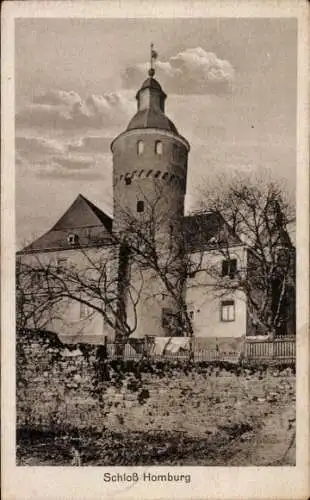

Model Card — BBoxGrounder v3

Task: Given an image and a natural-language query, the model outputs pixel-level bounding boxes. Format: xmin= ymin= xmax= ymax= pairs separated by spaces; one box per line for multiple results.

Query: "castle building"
xmin=17 ymin=61 xmax=295 ymax=345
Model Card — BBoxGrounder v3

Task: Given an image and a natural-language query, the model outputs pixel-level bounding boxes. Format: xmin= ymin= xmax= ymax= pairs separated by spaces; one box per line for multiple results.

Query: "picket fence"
xmin=105 ymin=338 xmax=296 ymax=363
xmin=244 ymin=338 xmax=295 ymax=361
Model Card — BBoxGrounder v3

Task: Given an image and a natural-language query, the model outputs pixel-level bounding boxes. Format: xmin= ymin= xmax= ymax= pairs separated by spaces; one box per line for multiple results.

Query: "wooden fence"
xmin=105 ymin=338 xmax=295 ymax=363
xmin=244 ymin=339 xmax=295 ymax=361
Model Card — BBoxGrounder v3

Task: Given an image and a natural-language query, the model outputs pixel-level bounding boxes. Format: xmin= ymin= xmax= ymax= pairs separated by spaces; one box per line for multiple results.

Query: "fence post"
xmin=189 ymin=336 xmax=194 ymax=362
xmin=271 ymin=339 xmax=275 ymax=359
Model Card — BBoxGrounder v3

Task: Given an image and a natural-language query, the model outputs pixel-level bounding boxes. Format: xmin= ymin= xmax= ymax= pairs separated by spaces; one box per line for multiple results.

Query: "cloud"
xmin=53 ymin=156 xmax=93 ymax=171
xmin=15 ymin=133 xmax=111 ymax=181
xmin=16 ymin=136 xmax=66 ymax=156
xmin=68 ymin=136 xmax=112 ymax=153
xmin=122 ymin=47 xmax=235 ymax=95
xmin=37 ymin=167 xmax=105 ymax=181
xmin=28 ymin=154 xmax=108 ymax=181
xmin=16 ymin=89 xmax=136 ymax=130
xmin=33 ymin=89 xmax=81 ymax=106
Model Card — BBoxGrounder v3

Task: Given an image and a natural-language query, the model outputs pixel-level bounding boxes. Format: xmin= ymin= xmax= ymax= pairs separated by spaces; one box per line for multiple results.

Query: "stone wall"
xmin=17 ymin=330 xmax=295 ymax=440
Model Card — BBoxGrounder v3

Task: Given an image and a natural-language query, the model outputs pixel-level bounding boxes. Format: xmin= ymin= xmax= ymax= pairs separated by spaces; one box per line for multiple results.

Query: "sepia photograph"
xmin=1 ymin=2 xmax=309 ymax=499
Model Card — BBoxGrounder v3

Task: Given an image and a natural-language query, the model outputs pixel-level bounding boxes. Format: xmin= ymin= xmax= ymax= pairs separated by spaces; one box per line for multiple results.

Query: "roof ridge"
xmin=49 ymin=194 xmax=112 ymax=232
xmin=18 ymin=194 xmax=113 ymax=253
xmin=78 ymin=193 xmax=112 ymax=220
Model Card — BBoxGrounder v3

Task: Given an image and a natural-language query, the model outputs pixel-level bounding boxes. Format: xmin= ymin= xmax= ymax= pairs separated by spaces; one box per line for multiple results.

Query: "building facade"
xmin=17 ymin=70 xmax=294 ymax=344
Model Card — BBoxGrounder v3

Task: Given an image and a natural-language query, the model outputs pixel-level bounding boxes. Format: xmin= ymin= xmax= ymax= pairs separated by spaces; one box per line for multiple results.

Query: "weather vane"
xmin=148 ymin=43 xmax=158 ymax=77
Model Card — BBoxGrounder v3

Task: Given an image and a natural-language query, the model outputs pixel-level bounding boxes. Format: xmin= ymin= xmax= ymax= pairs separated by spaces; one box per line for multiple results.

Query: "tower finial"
xmin=148 ymin=43 xmax=158 ymax=77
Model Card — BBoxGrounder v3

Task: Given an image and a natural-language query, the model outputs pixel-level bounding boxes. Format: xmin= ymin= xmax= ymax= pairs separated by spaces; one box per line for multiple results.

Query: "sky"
xmin=15 ymin=18 xmax=297 ymax=247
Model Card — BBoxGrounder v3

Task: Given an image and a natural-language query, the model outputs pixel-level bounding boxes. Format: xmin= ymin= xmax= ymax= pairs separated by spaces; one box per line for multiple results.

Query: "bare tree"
xmin=114 ymin=183 xmax=205 ymax=340
xmin=16 ymin=244 xmax=144 ymax=348
xmin=195 ymin=176 xmax=296 ymax=337
xmin=17 ymin=182 xmax=208 ymax=352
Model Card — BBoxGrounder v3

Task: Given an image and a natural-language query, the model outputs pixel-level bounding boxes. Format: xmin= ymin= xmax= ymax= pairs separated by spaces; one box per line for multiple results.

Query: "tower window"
xmin=155 ymin=141 xmax=163 ymax=155
xmin=137 ymin=140 xmax=144 ymax=156
xmin=137 ymin=200 xmax=144 ymax=213
xmin=220 ymin=300 xmax=235 ymax=322
xmin=125 ymin=177 xmax=132 ymax=185
xmin=172 ymin=143 xmax=185 ymax=164
xmin=221 ymin=258 xmax=237 ymax=278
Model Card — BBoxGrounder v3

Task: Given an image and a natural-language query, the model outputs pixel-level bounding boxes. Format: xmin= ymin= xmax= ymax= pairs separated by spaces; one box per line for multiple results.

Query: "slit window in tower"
xmin=125 ymin=177 xmax=131 ymax=185
xmin=155 ymin=141 xmax=163 ymax=155
xmin=137 ymin=200 xmax=144 ymax=213
xmin=137 ymin=140 xmax=144 ymax=156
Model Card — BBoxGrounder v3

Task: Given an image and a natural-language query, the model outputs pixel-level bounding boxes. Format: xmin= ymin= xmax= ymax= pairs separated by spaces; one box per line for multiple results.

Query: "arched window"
xmin=155 ymin=141 xmax=163 ymax=155
xmin=137 ymin=140 xmax=144 ymax=156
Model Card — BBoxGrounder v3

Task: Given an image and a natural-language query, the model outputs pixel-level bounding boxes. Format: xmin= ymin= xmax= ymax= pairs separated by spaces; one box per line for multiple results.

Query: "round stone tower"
xmin=111 ymin=65 xmax=190 ymax=338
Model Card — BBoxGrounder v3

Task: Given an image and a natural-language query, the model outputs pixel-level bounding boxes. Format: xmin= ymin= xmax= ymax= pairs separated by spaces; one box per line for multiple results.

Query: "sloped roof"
xmin=127 ymin=108 xmax=178 ymax=134
xmin=18 ymin=194 xmax=113 ymax=254
xmin=138 ymin=77 xmax=165 ymax=94
xmin=52 ymin=194 xmax=112 ymax=230
xmin=18 ymin=195 xmax=244 ymax=256
xmin=183 ymin=212 xmax=242 ymax=251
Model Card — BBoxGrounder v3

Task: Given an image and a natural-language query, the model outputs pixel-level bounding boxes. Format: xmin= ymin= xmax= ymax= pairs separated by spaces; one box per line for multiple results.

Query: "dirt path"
xmin=224 ymin=405 xmax=295 ymax=466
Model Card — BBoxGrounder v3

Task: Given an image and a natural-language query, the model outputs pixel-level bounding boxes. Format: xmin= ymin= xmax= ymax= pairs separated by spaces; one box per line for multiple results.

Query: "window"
xmin=220 ymin=300 xmax=235 ymax=322
xmin=162 ymin=308 xmax=181 ymax=335
xmin=221 ymin=258 xmax=237 ymax=278
xmin=172 ymin=143 xmax=185 ymax=164
xmin=137 ymin=200 xmax=144 ymax=213
xmin=137 ymin=140 xmax=144 ymax=156
xmin=162 ymin=308 xmax=175 ymax=329
xmin=172 ymin=144 xmax=180 ymax=163
xmin=56 ymin=257 xmax=68 ymax=270
xmin=80 ymin=302 xmax=91 ymax=319
xmin=31 ymin=270 xmax=44 ymax=285
xmin=125 ymin=177 xmax=132 ymax=185
xmin=67 ymin=233 xmax=79 ymax=246
xmin=155 ymin=141 xmax=163 ymax=155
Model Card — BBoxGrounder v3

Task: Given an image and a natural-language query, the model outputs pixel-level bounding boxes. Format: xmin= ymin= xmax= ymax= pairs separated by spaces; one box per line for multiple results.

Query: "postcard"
xmin=1 ymin=1 xmax=309 ymax=499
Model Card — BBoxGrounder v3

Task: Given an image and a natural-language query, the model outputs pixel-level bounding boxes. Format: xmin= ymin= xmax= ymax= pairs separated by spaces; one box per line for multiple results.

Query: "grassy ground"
xmin=17 ymin=370 xmax=295 ymax=466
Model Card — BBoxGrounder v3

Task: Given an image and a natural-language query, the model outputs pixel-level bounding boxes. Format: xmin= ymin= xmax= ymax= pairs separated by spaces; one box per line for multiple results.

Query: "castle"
xmin=17 ymin=61 xmax=295 ymax=346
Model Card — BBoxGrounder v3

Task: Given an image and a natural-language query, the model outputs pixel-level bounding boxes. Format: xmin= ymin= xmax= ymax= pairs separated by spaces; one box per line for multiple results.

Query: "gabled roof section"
xmin=183 ymin=212 xmax=242 ymax=251
xmin=18 ymin=194 xmax=113 ymax=254
xmin=52 ymin=194 xmax=112 ymax=230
